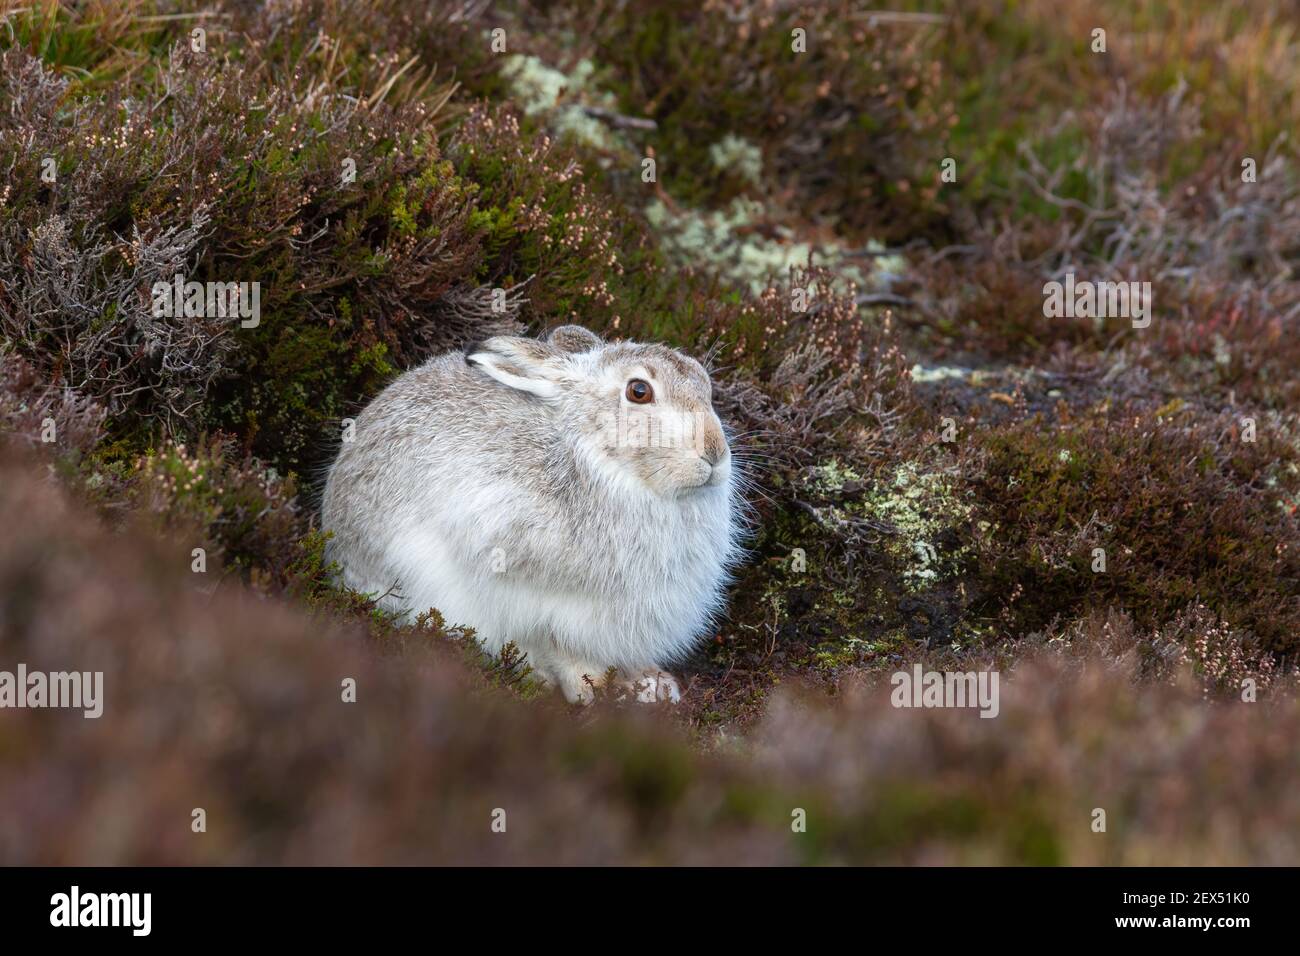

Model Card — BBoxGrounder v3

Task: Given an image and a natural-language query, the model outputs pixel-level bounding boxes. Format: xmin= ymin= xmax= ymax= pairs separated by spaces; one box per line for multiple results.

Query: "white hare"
xmin=321 ymin=325 xmax=744 ymax=703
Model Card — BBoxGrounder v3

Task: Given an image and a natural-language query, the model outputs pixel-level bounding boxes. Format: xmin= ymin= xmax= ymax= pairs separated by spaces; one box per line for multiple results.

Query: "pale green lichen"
xmin=810 ymin=459 xmax=865 ymax=492
xmin=646 ymin=197 xmax=885 ymax=294
xmin=708 ymin=133 xmax=764 ymax=186
xmin=909 ymin=363 xmax=970 ymax=384
xmin=799 ymin=460 xmax=971 ymax=590
xmin=499 ymin=54 xmax=628 ymax=153
xmin=500 ymin=54 xmax=574 ymax=115
xmin=859 ymin=462 xmax=973 ymax=589
xmin=500 ymin=60 xmax=908 ymax=295
xmin=862 ymin=240 xmax=908 ymax=285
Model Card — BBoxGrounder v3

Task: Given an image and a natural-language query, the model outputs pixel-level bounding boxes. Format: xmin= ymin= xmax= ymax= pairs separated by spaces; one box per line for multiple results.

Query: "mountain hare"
xmin=321 ymin=325 xmax=743 ymax=704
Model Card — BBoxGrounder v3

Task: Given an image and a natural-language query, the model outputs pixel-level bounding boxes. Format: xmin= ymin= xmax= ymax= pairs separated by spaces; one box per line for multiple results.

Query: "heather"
xmin=2 ymin=0 xmax=1299 ymax=863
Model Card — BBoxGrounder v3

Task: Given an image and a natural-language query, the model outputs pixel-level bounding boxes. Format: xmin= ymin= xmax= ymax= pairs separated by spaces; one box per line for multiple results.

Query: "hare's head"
xmin=465 ymin=326 xmax=732 ymax=498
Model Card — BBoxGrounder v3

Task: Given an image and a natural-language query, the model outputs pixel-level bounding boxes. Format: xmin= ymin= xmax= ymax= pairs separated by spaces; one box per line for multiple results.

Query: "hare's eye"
xmin=625 ymin=379 xmax=654 ymax=404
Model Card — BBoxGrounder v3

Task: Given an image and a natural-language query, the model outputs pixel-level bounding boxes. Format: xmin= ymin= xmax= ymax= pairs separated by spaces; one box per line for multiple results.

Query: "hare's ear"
xmin=544 ymin=324 xmax=602 ymax=354
xmin=465 ymin=336 xmax=566 ymax=399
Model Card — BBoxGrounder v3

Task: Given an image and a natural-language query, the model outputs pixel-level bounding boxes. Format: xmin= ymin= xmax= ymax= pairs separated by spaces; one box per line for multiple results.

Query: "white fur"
xmin=320 ymin=330 xmax=744 ymax=703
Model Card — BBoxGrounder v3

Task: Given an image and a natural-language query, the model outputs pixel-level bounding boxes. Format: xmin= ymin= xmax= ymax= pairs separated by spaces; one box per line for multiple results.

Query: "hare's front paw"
xmin=551 ymin=659 xmax=610 ymax=705
xmin=546 ymin=658 xmax=682 ymax=706
xmin=623 ymin=668 xmax=682 ymax=704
